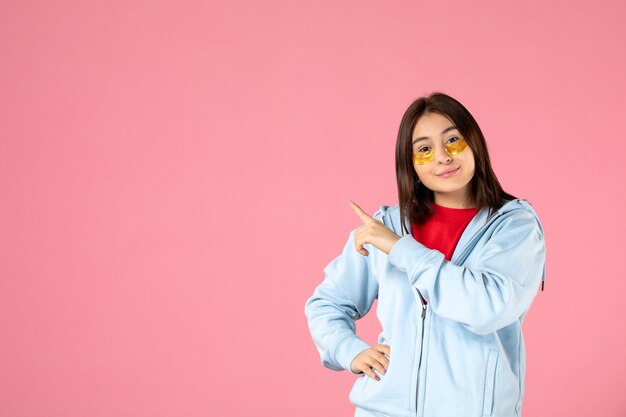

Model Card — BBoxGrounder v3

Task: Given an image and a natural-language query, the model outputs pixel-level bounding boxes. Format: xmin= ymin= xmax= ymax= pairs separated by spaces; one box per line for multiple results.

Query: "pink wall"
xmin=1 ymin=1 xmax=625 ymax=416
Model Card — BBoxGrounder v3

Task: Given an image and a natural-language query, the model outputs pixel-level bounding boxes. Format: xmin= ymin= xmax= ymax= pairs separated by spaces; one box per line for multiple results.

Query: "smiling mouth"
xmin=437 ymin=167 xmax=460 ymax=177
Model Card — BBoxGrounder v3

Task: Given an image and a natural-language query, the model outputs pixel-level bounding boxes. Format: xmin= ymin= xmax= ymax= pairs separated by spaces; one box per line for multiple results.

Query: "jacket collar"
xmin=381 ymin=198 xmax=546 ymax=291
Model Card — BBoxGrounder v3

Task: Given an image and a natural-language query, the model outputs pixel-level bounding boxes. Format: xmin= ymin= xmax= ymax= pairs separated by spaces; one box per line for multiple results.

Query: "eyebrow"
xmin=412 ymin=125 xmax=459 ymax=145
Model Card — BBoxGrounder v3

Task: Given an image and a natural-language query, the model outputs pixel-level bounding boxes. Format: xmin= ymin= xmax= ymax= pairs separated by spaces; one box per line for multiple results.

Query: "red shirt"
xmin=411 ymin=202 xmax=480 ymax=304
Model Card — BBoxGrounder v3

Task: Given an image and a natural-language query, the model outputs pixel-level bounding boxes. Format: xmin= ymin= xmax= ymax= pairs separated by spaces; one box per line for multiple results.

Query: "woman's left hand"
xmin=349 ymin=201 xmax=401 ymax=256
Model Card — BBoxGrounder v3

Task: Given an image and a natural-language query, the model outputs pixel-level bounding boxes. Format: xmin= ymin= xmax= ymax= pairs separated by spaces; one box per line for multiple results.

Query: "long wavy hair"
xmin=396 ymin=92 xmax=517 ymax=235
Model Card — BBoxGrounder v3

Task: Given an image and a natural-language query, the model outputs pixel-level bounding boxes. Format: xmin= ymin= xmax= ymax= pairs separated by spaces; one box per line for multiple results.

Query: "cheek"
xmin=457 ymin=150 xmax=474 ymax=167
xmin=461 ymin=154 xmax=476 ymax=177
xmin=413 ymin=165 xmax=429 ymax=177
xmin=465 ymin=153 xmax=476 ymax=169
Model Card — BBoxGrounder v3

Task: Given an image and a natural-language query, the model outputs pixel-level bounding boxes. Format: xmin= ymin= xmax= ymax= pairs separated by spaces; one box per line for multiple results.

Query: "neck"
xmin=434 ymin=192 xmax=477 ymax=209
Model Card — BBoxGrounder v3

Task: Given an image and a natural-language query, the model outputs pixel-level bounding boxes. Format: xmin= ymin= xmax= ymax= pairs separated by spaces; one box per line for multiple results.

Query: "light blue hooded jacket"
xmin=304 ymin=198 xmax=546 ymax=417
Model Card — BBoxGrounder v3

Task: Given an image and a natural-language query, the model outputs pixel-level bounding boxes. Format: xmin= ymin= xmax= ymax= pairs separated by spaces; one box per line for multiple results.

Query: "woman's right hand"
xmin=350 ymin=344 xmax=390 ymax=381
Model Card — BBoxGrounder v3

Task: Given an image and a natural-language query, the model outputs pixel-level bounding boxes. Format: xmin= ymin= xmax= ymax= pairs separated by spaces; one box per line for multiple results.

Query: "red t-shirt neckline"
xmin=410 ymin=202 xmax=480 ymax=306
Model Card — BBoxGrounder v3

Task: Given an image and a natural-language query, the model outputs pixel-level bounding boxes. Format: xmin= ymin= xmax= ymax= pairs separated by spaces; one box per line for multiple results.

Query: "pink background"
xmin=1 ymin=1 xmax=625 ymax=416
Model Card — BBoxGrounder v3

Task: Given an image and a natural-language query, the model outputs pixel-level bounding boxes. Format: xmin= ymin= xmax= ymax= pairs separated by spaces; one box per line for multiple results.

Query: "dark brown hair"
xmin=396 ymin=92 xmax=517 ymax=235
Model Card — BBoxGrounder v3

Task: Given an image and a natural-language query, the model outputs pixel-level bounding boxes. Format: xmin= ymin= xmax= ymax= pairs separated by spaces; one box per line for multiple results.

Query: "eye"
xmin=447 ymin=136 xmax=460 ymax=144
xmin=417 ymin=146 xmax=431 ymax=153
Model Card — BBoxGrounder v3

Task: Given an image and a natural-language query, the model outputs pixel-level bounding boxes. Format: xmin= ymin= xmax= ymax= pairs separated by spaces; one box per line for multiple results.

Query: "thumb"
xmin=375 ymin=344 xmax=391 ymax=357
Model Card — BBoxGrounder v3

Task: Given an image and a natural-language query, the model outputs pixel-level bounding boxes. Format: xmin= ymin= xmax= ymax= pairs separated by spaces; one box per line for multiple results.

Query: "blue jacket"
xmin=304 ymin=198 xmax=546 ymax=417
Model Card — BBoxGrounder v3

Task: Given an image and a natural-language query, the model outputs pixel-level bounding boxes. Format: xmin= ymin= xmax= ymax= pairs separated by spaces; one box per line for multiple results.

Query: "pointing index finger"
xmin=349 ymin=201 xmax=374 ymax=223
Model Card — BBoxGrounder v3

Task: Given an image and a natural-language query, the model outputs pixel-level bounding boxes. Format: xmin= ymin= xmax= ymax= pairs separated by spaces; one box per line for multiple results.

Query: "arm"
xmin=388 ymin=210 xmax=546 ymax=335
xmin=304 ymin=225 xmax=380 ymax=374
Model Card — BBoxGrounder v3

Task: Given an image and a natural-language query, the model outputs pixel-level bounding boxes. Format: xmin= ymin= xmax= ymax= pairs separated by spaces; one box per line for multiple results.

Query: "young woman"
xmin=304 ymin=92 xmax=547 ymax=417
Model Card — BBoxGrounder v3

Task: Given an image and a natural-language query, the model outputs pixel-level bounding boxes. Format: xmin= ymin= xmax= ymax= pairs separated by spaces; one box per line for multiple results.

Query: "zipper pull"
xmin=416 ymin=289 xmax=428 ymax=319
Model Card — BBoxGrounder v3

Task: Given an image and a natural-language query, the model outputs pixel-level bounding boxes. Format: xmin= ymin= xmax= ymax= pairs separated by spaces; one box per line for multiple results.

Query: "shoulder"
xmin=372 ymin=204 xmax=404 ymax=234
xmin=372 ymin=203 xmax=400 ymax=220
xmin=494 ymin=199 xmax=545 ymax=238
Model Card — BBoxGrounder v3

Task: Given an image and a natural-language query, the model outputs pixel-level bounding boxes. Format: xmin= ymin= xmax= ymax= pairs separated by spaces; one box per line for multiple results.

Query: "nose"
xmin=434 ymin=144 xmax=453 ymax=164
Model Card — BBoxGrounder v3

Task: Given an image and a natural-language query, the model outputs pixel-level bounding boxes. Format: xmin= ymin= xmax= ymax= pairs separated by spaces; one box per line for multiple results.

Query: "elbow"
xmin=463 ymin=289 xmax=533 ymax=335
xmin=463 ymin=281 xmax=516 ymax=335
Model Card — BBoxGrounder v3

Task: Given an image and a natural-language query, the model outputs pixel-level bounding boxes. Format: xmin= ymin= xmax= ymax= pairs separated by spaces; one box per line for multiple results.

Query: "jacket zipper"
xmin=415 ymin=289 xmax=427 ymax=415
xmin=411 ymin=210 xmax=502 ymax=415
xmin=389 ymin=206 xmax=504 ymax=415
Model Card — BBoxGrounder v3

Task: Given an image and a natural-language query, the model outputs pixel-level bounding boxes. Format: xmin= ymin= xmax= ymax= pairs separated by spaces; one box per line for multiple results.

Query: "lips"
xmin=437 ymin=167 xmax=460 ymax=176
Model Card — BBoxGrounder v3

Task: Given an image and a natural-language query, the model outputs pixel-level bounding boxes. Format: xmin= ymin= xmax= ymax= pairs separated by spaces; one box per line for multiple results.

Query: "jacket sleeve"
xmin=387 ymin=209 xmax=546 ymax=335
xmin=304 ymin=220 xmax=380 ymax=374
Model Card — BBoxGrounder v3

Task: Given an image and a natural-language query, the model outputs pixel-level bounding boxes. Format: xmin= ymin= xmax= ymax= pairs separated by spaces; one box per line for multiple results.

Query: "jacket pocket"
xmin=482 ymin=349 xmax=499 ymax=416
xmin=361 ymin=373 xmax=371 ymax=394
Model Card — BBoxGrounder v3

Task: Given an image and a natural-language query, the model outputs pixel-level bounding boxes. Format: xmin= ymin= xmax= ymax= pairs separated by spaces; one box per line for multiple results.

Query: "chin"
xmin=429 ymin=179 xmax=471 ymax=193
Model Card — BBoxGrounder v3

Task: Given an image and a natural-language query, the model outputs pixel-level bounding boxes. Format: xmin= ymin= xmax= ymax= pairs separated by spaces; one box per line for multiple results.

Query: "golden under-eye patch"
xmin=413 ymin=137 xmax=468 ymax=165
xmin=413 ymin=148 xmax=435 ymax=165
xmin=444 ymin=136 xmax=468 ymax=156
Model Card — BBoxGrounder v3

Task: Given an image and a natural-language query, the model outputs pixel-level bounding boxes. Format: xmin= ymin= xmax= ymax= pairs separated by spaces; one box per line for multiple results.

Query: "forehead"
xmin=412 ymin=112 xmax=457 ymax=138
